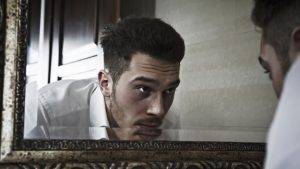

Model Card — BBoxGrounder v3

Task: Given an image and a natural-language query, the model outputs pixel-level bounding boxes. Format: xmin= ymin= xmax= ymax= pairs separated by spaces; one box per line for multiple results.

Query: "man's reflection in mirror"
xmin=25 ymin=17 xmax=185 ymax=140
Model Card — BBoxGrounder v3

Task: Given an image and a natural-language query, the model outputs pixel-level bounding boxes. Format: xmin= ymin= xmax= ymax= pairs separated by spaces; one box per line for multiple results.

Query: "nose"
xmin=146 ymin=95 xmax=166 ymax=117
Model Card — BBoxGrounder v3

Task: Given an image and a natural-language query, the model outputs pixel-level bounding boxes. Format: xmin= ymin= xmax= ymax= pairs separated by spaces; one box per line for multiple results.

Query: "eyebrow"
xmin=130 ymin=76 xmax=180 ymax=87
xmin=167 ymin=79 xmax=181 ymax=88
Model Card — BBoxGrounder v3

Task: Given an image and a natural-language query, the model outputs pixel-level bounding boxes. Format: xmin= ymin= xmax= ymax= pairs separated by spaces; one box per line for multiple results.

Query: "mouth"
xmin=134 ymin=125 xmax=162 ymax=140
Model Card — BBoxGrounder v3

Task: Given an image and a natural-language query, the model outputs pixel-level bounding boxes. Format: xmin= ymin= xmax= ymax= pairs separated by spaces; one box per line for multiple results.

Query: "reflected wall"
xmin=155 ymin=0 xmax=277 ymax=142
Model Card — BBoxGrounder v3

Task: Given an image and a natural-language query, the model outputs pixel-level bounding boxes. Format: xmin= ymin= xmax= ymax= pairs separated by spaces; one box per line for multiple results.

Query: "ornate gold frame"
xmin=0 ymin=0 xmax=265 ymax=168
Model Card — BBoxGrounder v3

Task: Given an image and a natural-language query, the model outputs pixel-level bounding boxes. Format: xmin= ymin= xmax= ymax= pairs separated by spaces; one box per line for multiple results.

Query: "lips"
xmin=134 ymin=118 xmax=162 ymax=128
xmin=134 ymin=125 xmax=162 ymax=140
xmin=137 ymin=122 xmax=161 ymax=128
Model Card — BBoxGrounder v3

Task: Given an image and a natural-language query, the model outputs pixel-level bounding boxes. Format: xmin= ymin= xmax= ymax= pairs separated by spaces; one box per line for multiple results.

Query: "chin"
xmin=135 ymin=134 xmax=160 ymax=141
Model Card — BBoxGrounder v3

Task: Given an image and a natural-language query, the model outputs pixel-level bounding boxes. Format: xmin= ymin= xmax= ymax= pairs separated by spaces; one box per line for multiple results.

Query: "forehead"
xmin=128 ymin=52 xmax=180 ymax=76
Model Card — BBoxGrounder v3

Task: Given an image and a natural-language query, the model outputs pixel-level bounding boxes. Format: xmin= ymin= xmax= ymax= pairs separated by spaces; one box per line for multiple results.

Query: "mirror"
xmin=22 ymin=0 xmax=277 ymax=141
xmin=1 ymin=0 xmax=266 ymax=167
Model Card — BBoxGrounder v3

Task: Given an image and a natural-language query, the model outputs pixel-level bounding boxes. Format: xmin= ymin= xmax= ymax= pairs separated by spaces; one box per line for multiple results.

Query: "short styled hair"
xmin=251 ymin=0 xmax=300 ymax=74
xmin=100 ymin=17 xmax=185 ymax=83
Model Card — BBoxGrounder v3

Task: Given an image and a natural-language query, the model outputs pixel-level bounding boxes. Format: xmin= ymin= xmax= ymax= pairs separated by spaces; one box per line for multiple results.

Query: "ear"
xmin=98 ymin=70 xmax=113 ymax=97
xmin=290 ymin=27 xmax=300 ymax=59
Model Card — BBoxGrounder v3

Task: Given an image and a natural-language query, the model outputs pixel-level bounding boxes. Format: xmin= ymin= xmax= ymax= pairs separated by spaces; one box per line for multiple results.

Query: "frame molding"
xmin=0 ymin=0 xmax=265 ymax=168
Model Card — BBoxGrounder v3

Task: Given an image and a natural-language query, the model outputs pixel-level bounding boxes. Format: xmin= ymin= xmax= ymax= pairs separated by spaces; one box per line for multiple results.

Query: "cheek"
xmin=117 ymin=90 xmax=143 ymax=109
xmin=270 ymin=55 xmax=284 ymax=96
xmin=164 ymin=95 xmax=175 ymax=112
xmin=262 ymin=43 xmax=284 ymax=97
xmin=271 ymin=71 xmax=283 ymax=97
xmin=115 ymin=89 xmax=147 ymax=118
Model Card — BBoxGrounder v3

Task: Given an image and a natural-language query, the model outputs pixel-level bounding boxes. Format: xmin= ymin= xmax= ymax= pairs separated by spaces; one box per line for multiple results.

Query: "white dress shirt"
xmin=25 ymin=78 xmax=109 ymax=140
xmin=25 ymin=78 xmax=178 ymax=140
xmin=264 ymin=57 xmax=300 ymax=169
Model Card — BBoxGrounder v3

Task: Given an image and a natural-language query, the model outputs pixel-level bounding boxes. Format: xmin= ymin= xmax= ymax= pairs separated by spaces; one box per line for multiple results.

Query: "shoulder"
xmin=39 ymin=78 xmax=99 ymax=93
xmin=37 ymin=78 xmax=100 ymax=125
xmin=39 ymin=78 xmax=99 ymax=101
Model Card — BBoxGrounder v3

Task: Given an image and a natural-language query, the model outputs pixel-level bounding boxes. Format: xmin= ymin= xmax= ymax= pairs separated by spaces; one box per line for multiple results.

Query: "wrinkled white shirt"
xmin=25 ymin=78 xmax=178 ymax=140
xmin=25 ymin=78 xmax=110 ymax=140
xmin=264 ymin=57 xmax=300 ymax=169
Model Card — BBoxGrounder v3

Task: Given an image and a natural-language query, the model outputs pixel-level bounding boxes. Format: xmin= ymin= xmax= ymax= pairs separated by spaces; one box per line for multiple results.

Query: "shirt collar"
xmin=90 ymin=86 xmax=110 ymax=127
xmin=89 ymin=86 xmax=110 ymax=139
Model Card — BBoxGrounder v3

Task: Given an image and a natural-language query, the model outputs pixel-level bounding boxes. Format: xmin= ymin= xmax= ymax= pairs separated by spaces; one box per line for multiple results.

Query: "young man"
xmin=251 ymin=0 xmax=300 ymax=168
xmin=27 ymin=17 xmax=185 ymax=140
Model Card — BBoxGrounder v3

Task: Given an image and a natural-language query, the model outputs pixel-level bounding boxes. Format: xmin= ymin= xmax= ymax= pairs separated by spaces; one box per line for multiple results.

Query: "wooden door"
xmin=48 ymin=0 xmax=119 ymax=83
xmin=26 ymin=0 xmax=155 ymax=88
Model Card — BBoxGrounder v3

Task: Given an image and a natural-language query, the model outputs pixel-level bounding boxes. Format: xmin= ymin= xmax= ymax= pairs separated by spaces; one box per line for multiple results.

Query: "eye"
xmin=137 ymin=86 xmax=151 ymax=94
xmin=264 ymin=69 xmax=270 ymax=74
xmin=164 ymin=88 xmax=176 ymax=95
xmin=258 ymin=57 xmax=271 ymax=75
xmin=268 ymin=72 xmax=273 ymax=80
xmin=263 ymin=69 xmax=272 ymax=80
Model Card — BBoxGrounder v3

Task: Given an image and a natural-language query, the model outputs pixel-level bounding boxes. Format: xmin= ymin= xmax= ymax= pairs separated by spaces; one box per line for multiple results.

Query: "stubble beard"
xmin=107 ymin=85 xmax=133 ymax=140
xmin=108 ymin=85 xmax=121 ymax=128
xmin=107 ymin=83 xmax=163 ymax=140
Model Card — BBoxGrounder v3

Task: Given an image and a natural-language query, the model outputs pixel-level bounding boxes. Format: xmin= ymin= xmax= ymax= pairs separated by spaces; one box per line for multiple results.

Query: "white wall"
xmin=156 ymin=0 xmax=277 ymax=142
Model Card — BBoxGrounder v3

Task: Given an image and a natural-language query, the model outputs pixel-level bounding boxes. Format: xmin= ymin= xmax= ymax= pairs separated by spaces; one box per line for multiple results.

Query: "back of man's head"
xmin=100 ymin=17 xmax=185 ymax=82
xmin=251 ymin=0 xmax=300 ymax=74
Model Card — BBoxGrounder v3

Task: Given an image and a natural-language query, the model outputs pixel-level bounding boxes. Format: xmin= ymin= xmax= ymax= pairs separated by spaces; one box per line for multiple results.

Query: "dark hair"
xmin=251 ymin=0 xmax=300 ymax=74
xmin=100 ymin=17 xmax=185 ymax=83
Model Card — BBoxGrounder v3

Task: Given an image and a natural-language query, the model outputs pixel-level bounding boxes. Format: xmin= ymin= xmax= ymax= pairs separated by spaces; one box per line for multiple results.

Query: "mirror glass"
xmin=24 ymin=0 xmax=277 ymax=142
